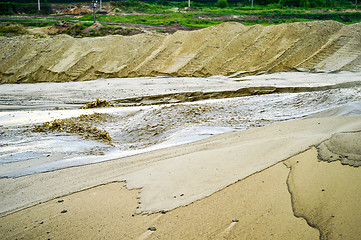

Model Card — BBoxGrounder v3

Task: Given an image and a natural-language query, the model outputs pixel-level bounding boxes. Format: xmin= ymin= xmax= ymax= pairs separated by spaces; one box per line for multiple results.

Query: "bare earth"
xmin=1 ymin=146 xmax=360 ymax=239
xmin=0 ymin=116 xmax=361 ymax=239
xmin=1 ymin=20 xmax=361 ymax=239
xmin=1 ymin=21 xmax=361 ymax=83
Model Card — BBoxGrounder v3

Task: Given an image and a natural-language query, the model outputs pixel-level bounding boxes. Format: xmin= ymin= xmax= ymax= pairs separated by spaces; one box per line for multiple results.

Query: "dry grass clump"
xmin=34 ymin=113 xmax=112 ymax=142
xmin=81 ymin=98 xmax=115 ymax=109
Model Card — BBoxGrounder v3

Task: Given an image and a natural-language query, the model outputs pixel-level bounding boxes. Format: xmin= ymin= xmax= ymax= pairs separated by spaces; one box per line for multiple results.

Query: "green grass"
xmin=1 ymin=1 xmax=360 ymax=35
xmin=80 ymin=13 xmax=219 ymax=28
xmin=78 ymin=8 xmax=361 ymax=28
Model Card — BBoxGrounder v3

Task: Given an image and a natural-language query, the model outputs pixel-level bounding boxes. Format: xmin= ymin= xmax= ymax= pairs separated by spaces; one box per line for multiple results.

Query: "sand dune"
xmin=1 ymin=21 xmax=361 ymax=83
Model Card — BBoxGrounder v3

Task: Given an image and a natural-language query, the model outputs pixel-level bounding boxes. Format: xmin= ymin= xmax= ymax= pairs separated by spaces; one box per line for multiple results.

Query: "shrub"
xmin=216 ymin=0 xmax=229 ymax=8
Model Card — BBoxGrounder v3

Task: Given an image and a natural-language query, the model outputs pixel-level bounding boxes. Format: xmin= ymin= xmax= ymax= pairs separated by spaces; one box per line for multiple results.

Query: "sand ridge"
xmin=1 ymin=21 xmax=361 ymax=83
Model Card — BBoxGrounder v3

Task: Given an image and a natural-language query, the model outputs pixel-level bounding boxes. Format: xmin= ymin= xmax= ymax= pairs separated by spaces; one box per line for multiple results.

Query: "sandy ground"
xmin=1 ymin=20 xmax=361 ymax=239
xmin=1 ymin=21 xmax=361 ymax=83
xmin=1 ymin=147 xmax=360 ymax=239
xmin=0 ymin=154 xmax=316 ymax=239
xmin=1 ymin=71 xmax=360 ymax=111
xmin=285 ymin=148 xmax=361 ymax=240
xmin=1 ymin=116 xmax=360 ymax=216
xmin=0 ymin=116 xmax=361 ymax=239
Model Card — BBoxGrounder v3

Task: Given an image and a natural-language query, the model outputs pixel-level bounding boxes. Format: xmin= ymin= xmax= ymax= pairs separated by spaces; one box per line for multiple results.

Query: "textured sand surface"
xmin=317 ymin=131 xmax=361 ymax=166
xmin=1 ymin=116 xmax=361 ymax=218
xmin=0 ymin=162 xmax=318 ymax=240
xmin=2 ymin=147 xmax=360 ymax=239
xmin=1 ymin=21 xmax=361 ymax=83
xmin=285 ymin=147 xmax=361 ymax=240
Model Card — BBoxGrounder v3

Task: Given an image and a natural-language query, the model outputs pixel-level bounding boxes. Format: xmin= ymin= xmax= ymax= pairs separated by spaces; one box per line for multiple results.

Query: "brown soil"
xmin=81 ymin=98 xmax=114 ymax=109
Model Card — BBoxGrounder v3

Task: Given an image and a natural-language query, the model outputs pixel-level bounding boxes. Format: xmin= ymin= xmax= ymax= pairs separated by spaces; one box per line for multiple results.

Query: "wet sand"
xmin=1 ymin=117 xmax=361 ymax=239
xmin=1 ymin=147 xmax=360 ymax=239
xmin=1 ymin=116 xmax=361 ymax=216
xmin=0 ymin=154 xmax=316 ymax=240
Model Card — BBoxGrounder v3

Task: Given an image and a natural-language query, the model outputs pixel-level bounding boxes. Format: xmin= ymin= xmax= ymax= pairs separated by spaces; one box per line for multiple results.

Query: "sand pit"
xmin=1 ymin=20 xmax=361 ymax=239
xmin=1 ymin=21 xmax=361 ymax=83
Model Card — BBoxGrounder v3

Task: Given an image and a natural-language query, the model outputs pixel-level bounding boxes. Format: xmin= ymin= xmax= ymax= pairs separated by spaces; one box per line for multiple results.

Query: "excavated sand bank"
xmin=1 ymin=21 xmax=361 ymax=83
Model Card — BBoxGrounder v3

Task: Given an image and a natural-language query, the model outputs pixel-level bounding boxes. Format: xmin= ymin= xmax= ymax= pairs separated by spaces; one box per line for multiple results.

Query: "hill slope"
xmin=1 ymin=21 xmax=361 ymax=83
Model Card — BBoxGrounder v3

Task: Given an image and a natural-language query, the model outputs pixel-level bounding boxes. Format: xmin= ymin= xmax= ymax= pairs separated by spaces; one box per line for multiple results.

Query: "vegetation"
xmin=78 ymin=7 xmax=361 ymax=27
xmin=0 ymin=0 xmax=360 ymax=37
xmin=0 ymin=23 xmax=27 ymax=36
xmin=216 ymin=0 xmax=229 ymax=8
xmin=79 ymin=13 xmax=219 ymax=28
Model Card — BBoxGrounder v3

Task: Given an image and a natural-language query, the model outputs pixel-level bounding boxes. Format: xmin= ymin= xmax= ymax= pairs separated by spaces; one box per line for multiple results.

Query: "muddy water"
xmin=1 ymin=72 xmax=360 ymax=177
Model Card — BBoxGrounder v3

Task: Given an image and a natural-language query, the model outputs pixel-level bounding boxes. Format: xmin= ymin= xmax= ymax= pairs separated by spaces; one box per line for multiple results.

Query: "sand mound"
xmin=1 ymin=21 xmax=361 ymax=83
xmin=61 ymin=8 xmax=92 ymax=15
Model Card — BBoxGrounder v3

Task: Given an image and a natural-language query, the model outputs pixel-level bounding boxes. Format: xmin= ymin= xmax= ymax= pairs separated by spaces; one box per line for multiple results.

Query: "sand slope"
xmin=1 ymin=21 xmax=361 ymax=83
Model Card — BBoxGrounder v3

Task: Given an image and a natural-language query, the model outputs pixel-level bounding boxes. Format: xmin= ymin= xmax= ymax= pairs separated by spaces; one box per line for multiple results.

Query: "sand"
xmin=1 ymin=20 xmax=361 ymax=239
xmin=1 ymin=146 xmax=360 ymax=239
xmin=1 ymin=21 xmax=361 ymax=83
xmin=285 ymin=148 xmax=361 ymax=240
xmin=0 ymin=114 xmax=360 ymax=239
xmin=0 ymin=116 xmax=360 ymax=217
xmin=1 ymin=72 xmax=360 ymax=111
xmin=317 ymin=131 xmax=361 ymax=166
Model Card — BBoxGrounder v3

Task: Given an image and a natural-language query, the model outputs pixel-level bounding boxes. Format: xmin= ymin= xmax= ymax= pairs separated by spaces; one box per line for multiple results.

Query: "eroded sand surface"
xmin=285 ymin=148 xmax=361 ymax=240
xmin=1 ymin=116 xmax=361 ymax=218
xmin=1 ymin=147 xmax=360 ymax=239
xmin=1 ymin=21 xmax=361 ymax=83
xmin=1 ymin=20 xmax=361 ymax=239
xmin=1 ymin=72 xmax=360 ymax=179
xmin=317 ymin=131 xmax=361 ymax=166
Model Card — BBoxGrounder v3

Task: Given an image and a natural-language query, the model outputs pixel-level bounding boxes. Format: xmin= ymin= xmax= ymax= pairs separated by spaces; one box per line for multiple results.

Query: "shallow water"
xmin=1 ymin=73 xmax=360 ymax=177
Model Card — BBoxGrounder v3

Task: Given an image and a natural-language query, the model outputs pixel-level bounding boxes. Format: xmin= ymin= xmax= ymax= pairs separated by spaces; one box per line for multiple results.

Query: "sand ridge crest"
xmin=1 ymin=21 xmax=361 ymax=83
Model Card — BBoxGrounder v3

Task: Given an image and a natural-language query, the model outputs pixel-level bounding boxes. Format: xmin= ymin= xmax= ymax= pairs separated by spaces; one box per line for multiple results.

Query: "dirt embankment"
xmin=1 ymin=21 xmax=361 ymax=83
